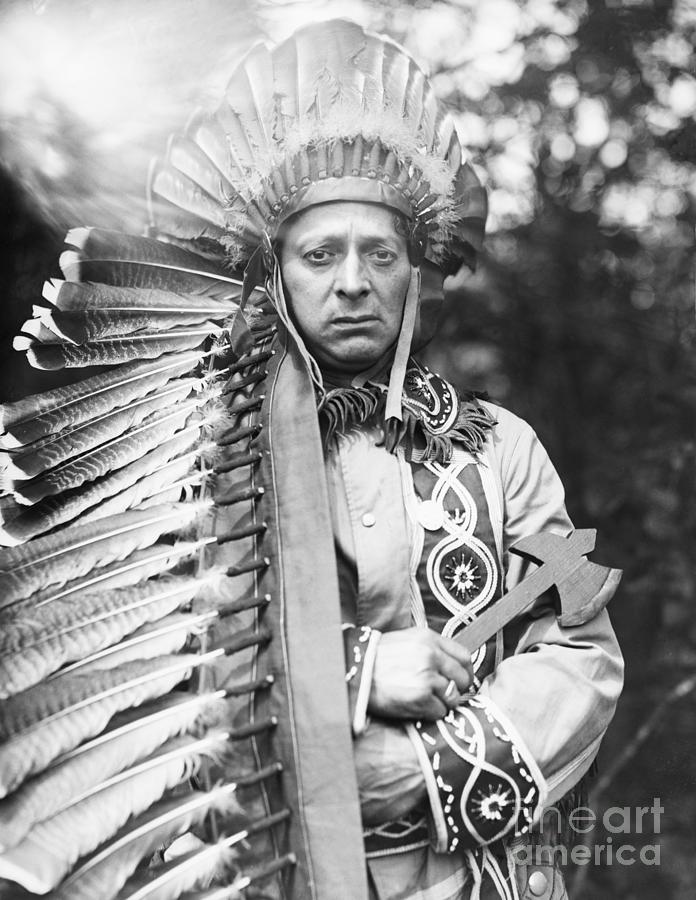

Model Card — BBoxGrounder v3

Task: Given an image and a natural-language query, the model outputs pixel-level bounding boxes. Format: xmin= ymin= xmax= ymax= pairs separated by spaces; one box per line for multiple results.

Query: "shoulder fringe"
xmin=320 ymin=384 xmax=495 ymax=463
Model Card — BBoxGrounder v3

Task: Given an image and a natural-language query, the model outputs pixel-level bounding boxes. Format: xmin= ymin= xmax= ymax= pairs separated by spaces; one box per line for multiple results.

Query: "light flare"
xmin=0 ymin=0 xmax=260 ymax=231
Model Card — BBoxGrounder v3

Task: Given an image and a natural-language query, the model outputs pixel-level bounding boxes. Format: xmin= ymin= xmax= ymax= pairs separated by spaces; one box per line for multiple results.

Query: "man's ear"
xmin=411 ymin=260 xmax=445 ymax=352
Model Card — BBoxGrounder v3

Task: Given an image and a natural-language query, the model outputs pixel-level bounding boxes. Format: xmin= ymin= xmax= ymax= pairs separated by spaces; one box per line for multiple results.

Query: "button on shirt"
xmin=325 ymin=424 xmax=412 ymax=634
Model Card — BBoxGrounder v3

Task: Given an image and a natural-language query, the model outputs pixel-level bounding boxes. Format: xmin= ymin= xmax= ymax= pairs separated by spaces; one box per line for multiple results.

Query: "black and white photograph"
xmin=0 ymin=1 xmax=694 ymax=898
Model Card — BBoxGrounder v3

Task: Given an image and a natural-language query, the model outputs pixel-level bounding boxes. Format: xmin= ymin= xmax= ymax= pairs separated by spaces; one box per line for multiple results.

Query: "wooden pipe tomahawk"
xmin=457 ymin=529 xmax=622 ymax=653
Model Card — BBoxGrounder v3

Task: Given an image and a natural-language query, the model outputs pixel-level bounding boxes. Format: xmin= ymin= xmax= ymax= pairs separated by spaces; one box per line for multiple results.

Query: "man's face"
xmin=279 ymin=202 xmax=412 ymax=375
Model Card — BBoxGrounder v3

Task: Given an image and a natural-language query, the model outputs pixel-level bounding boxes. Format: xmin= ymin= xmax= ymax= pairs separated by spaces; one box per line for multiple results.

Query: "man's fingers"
xmin=438 ymin=636 xmax=474 ymax=683
xmin=427 ymin=685 xmax=451 ymax=719
xmin=368 ymin=627 xmax=474 ymax=720
xmin=438 ymin=655 xmax=472 ymax=695
xmin=432 ymin=675 xmax=461 ymax=711
xmin=438 ymin=635 xmax=473 ymax=671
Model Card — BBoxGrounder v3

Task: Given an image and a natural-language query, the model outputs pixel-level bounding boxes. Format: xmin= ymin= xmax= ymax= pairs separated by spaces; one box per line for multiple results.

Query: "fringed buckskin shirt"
xmin=323 ymin=394 xmax=623 ymax=900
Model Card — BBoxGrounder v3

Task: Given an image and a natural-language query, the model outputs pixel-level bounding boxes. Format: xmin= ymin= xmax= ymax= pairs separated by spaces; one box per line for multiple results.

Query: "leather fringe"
xmin=320 ymin=385 xmax=495 ymax=464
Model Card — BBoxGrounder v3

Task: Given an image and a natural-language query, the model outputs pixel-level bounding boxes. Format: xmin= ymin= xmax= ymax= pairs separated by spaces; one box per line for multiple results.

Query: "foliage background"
xmin=0 ymin=0 xmax=694 ymax=896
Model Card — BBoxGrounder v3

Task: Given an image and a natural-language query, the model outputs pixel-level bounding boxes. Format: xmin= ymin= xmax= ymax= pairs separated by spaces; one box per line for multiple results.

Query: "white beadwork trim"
xmin=434 ymin=707 xmax=524 ymax=846
xmin=474 ymin=695 xmax=548 ymax=829
xmin=422 ymin=461 xmax=499 ymax=644
xmin=406 ymin=722 xmax=450 ymax=854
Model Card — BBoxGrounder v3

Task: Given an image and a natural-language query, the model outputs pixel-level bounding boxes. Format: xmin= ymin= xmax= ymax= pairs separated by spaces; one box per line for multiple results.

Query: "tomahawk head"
xmin=510 ymin=529 xmax=622 ymax=626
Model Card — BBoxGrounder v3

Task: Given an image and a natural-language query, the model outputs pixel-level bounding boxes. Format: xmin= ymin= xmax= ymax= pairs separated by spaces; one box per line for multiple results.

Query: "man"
xmin=0 ymin=18 xmax=622 ymax=900
xmin=271 ymin=198 xmax=623 ymax=899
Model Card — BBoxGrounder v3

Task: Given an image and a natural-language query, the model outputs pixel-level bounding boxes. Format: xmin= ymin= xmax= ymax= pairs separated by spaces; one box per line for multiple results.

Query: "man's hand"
xmin=368 ymin=627 xmax=473 ymax=721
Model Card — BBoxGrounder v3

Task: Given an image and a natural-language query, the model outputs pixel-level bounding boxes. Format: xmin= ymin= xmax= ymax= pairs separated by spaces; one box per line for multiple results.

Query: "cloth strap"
xmin=385 ymin=266 xmax=421 ymax=423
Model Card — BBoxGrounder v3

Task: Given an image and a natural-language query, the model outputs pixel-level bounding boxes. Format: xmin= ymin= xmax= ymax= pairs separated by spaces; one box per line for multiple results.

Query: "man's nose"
xmin=335 ymin=250 xmax=369 ymax=300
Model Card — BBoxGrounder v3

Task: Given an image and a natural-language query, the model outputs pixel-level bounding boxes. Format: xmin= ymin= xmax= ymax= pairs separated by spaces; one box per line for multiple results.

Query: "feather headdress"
xmin=147 ymin=19 xmax=488 ymax=432
xmin=148 ymin=19 xmax=487 ymax=273
xmin=0 ymin=17 xmax=487 ymax=900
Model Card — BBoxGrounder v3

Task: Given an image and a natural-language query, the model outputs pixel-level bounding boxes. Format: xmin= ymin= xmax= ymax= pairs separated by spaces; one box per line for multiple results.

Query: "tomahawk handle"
xmin=456 ymin=529 xmax=619 ymax=651
xmin=456 ymin=564 xmax=555 ymax=654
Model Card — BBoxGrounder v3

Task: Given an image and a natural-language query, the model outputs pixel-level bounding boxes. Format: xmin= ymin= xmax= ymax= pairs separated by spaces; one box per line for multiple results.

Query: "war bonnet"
xmin=147 ymin=18 xmax=487 ymax=277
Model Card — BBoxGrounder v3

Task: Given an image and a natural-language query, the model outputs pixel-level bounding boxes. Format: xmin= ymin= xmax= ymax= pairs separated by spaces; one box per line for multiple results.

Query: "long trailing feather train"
xmin=0 ymin=226 xmax=307 ymax=891
xmin=0 ymin=219 xmax=292 ymax=899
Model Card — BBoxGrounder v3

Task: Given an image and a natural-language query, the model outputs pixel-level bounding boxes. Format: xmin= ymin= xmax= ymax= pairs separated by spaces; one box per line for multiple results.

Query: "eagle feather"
xmin=0 ymin=690 xmax=227 ymax=851
xmin=0 ymin=731 xmax=231 ymax=895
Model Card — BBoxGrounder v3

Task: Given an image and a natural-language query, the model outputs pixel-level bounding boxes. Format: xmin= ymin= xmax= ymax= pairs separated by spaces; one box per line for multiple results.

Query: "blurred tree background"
xmin=0 ymin=0 xmax=694 ymax=896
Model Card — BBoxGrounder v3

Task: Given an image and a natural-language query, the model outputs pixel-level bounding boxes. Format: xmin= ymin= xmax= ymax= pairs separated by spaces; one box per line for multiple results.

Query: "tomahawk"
xmin=457 ymin=529 xmax=621 ymax=652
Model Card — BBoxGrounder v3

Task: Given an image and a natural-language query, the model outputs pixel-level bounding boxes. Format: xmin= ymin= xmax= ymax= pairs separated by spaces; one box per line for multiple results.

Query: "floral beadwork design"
xmin=423 ymin=462 xmax=499 ymax=654
xmin=445 ymin=553 xmax=482 ymax=600
xmin=471 ymin=784 xmax=513 ymax=822
xmin=416 ymin=696 xmax=544 ymax=852
xmin=403 ymin=361 xmax=459 ymax=435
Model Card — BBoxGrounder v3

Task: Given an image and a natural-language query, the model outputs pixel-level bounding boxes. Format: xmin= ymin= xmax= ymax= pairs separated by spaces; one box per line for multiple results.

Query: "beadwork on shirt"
xmin=319 ymin=358 xmax=495 ymax=463
xmin=363 ymin=813 xmax=430 ymax=858
xmin=417 ymin=696 xmax=543 ymax=851
xmin=402 ymin=361 xmax=459 ymax=435
xmin=422 ymin=461 xmax=499 ymax=666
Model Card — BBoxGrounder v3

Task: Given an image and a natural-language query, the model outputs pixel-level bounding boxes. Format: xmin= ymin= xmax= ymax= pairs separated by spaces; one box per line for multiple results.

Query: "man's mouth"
xmin=332 ymin=316 xmax=379 ymax=326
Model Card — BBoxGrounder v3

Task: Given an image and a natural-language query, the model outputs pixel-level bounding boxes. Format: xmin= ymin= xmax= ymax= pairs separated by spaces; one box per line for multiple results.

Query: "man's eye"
xmin=305 ymin=249 xmax=333 ymax=263
xmin=371 ymin=250 xmax=396 ymax=264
